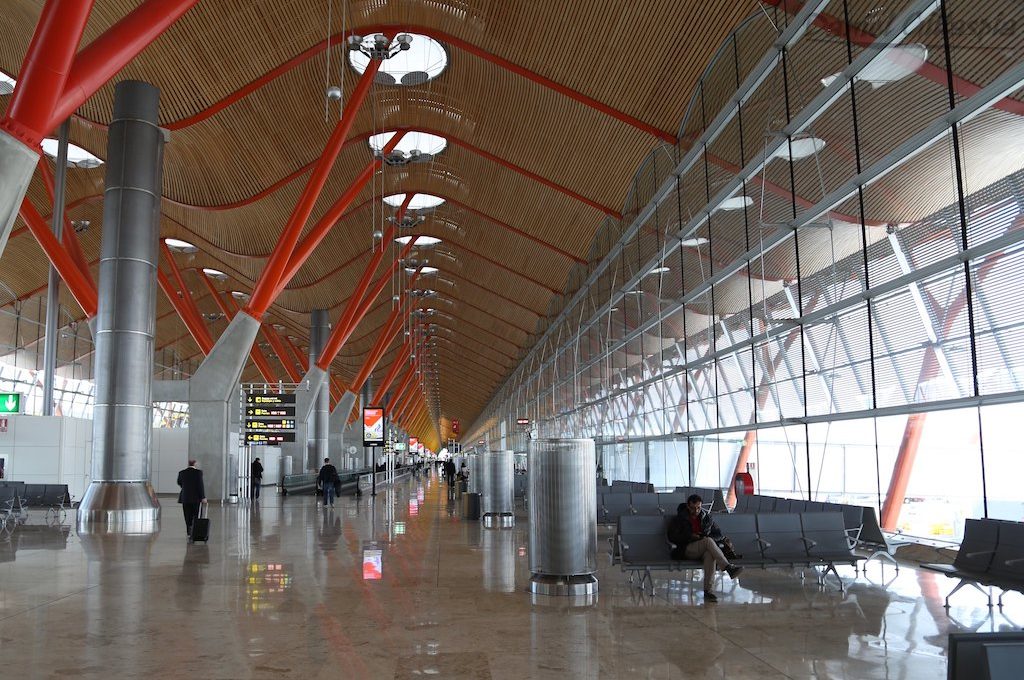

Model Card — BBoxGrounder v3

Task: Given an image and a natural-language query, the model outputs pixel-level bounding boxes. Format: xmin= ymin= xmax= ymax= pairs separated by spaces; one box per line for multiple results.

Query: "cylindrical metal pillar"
xmin=308 ymin=309 xmax=330 ymax=471
xmin=480 ymin=450 xmax=515 ymax=528
xmin=528 ymin=438 xmax=598 ymax=596
xmin=77 ymin=81 xmax=164 ymax=533
xmin=41 ymin=120 xmax=70 ymax=416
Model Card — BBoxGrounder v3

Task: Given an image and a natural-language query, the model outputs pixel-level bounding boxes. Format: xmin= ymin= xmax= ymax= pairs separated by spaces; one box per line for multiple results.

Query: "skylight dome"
xmin=384 ymin=193 xmax=446 ymax=210
xmin=164 ymin=238 xmax=197 ymax=252
xmin=821 ymin=44 xmax=929 ymax=89
xmin=407 ymin=265 xmax=439 ymax=275
xmin=349 ymin=33 xmax=448 ymax=86
xmin=202 ymin=268 xmax=227 ymax=280
xmin=0 ymin=72 xmax=16 ymax=96
xmin=395 ymin=235 xmax=442 ymax=246
xmin=41 ymin=139 xmax=103 ymax=168
xmin=719 ymin=196 xmax=753 ymax=211
xmin=771 ymin=136 xmax=826 ymax=161
xmin=369 ymin=131 xmax=448 ymax=163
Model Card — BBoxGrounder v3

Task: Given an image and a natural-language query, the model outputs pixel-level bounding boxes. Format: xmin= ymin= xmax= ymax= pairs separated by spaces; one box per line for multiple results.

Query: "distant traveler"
xmin=444 ymin=459 xmax=456 ymax=486
xmin=177 ymin=459 xmax=207 ymax=539
xmin=458 ymin=462 xmax=469 ymax=483
xmin=666 ymin=494 xmax=743 ymax=602
xmin=250 ymin=457 xmax=263 ymax=500
xmin=318 ymin=458 xmax=340 ymax=507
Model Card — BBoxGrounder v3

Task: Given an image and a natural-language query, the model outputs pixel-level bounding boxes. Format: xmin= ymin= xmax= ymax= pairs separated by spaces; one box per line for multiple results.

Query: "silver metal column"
xmin=0 ymin=130 xmax=40 ymax=258
xmin=527 ymin=438 xmax=598 ymax=596
xmin=308 ymin=309 xmax=329 ymax=470
xmin=41 ymin=120 xmax=69 ymax=416
xmin=77 ymin=81 xmax=164 ymax=533
xmin=481 ymin=450 xmax=515 ymax=528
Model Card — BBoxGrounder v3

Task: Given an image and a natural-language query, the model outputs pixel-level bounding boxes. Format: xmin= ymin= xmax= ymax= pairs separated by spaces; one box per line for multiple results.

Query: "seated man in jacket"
xmin=666 ymin=494 xmax=743 ymax=602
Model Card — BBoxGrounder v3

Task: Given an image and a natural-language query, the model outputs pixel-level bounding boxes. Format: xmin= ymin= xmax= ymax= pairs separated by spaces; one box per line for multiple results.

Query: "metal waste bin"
xmin=528 ymin=438 xmax=598 ymax=596
xmin=479 ymin=450 xmax=515 ymax=528
xmin=462 ymin=492 xmax=481 ymax=520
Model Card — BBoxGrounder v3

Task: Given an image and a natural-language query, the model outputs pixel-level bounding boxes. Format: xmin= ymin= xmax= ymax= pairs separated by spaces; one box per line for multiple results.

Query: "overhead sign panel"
xmin=246 ymin=406 xmax=295 ymax=417
xmin=245 ymin=393 xmax=296 ymax=405
xmin=244 ymin=418 xmax=296 ymax=431
xmin=244 ymin=391 xmax=297 ymax=446
xmin=244 ymin=432 xmax=296 ymax=444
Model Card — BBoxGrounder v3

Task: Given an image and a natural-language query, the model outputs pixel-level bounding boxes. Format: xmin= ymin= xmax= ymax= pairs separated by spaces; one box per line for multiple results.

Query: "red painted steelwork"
xmin=245 ymin=55 xmax=383 ymax=318
xmin=371 ymin=343 xmax=411 ymax=405
xmin=285 ymin=334 xmax=309 ymax=372
xmin=50 ymin=0 xmax=204 ymax=128
xmin=350 ymin=298 xmax=418 ymax=394
xmin=1 ymin=0 xmax=93 ymax=145
xmin=263 ymin=324 xmax=302 ymax=382
xmin=273 ymin=132 xmax=407 ymax=295
xmin=157 ymin=268 xmax=214 ymax=354
xmin=222 ymin=292 xmax=277 ymax=383
xmin=37 ymin=161 xmax=92 ymax=281
xmin=161 ymin=25 xmax=677 ymax=143
xmin=18 ymin=200 xmax=97 ymax=316
xmin=160 ymin=240 xmax=213 ymax=349
xmin=386 ymin=362 xmax=418 ymax=417
xmin=315 ymin=200 xmax=415 ymax=370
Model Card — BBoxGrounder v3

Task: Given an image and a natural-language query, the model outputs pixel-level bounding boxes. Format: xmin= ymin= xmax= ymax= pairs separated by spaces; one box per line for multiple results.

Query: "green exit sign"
xmin=0 ymin=393 xmax=21 ymax=414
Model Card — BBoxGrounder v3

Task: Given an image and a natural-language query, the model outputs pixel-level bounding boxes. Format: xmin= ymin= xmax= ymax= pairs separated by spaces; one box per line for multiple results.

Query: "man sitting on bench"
xmin=667 ymin=494 xmax=743 ymax=602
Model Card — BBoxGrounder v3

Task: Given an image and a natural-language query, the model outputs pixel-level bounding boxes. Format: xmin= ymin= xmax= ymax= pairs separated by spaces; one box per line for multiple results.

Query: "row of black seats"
xmin=922 ymin=518 xmax=1024 ymax=609
xmin=615 ymin=512 xmax=863 ymax=593
xmin=0 ymin=481 xmax=73 ymax=510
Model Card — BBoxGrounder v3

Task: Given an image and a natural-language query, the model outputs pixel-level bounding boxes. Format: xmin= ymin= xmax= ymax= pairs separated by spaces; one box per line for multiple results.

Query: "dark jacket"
xmin=667 ymin=508 xmax=722 ymax=547
xmin=177 ymin=466 xmax=206 ymax=504
xmin=317 ymin=464 xmax=339 ymax=487
xmin=251 ymin=460 xmax=263 ymax=480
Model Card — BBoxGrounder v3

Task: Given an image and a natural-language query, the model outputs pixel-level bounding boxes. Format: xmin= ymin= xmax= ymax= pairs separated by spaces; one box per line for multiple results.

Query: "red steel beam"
xmin=50 ymin=0 xmax=204 ymax=129
xmin=160 ymin=241 xmax=214 ymax=348
xmin=273 ymin=132 xmax=407 ymax=295
xmin=263 ymin=324 xmax=302 ymax=382
xmin=156 ymin=268 xmax=213 ymax=354
xmin=0 ymin=0 xmax=93 ymax=146
xmin=245 ymin=53 xmax=384 ymax=318
xmin=201 ymin=272 xmax=278 ymax=383
xmin=386 ymin=362 xmax=418 ymax=417
xmin=351 ymin=298 xmax=418 ymax=394
xmin=371 ymin=343 xmax=412 ymax=405
xmin=159 ymin=25 xmax=677 ymax=142
xmin=37 ymin=161 xmax=91 ymax=282
xmin=18 ymin=200 xmax=97 ymax=316
xmin=285 ymin=334 xmax=309 ymax=372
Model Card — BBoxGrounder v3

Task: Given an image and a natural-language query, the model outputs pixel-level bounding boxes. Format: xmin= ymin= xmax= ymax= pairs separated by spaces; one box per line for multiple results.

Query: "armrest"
xmin=756 ymin=537 xmax=771 ymax=548
xmin=1004 ymin=557 xmax=1024 ymax=566
xmin=800 ymin=537 xmax=818 ymax=548
xmin=964 ymin=549 xmax=998 ymax=558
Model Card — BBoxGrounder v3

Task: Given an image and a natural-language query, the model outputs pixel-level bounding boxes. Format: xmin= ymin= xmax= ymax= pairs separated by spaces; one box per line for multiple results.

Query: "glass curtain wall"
xmin=467 ymin=0 xmax=1024 ymax=543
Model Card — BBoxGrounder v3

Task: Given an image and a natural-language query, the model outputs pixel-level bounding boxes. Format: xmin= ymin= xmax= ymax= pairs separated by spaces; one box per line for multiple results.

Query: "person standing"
xmin=250 ymin=457 xmax=264 ymax=500
xmin=317 ymin=458 xmax=340 ymax=507
xmin=177 ymin=459 xmax=207 ymax=538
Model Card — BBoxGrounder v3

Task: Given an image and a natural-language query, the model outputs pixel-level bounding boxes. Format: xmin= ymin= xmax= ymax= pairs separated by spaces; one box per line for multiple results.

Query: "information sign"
xmin=244 ymin=418 xmax=296 ymax=431
xmin=246 ymin=405 xmax=295 ymax=417
xmin=0 ymin=393 xmax=21 ymax=414
xmin=244 ymin=432 xmax=296 ymax=444
xmin=245 ymin=393 xmax=296 ymax=405
xmin=363 ymin=407 xmax=385 ymax=447
xmin=516 ymin=417 xmax=530 ymax=426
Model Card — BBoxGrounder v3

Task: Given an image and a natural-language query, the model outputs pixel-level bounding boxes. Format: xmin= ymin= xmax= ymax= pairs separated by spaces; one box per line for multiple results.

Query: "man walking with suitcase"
xmin=177 ymin=459 xmax=207 ymax=540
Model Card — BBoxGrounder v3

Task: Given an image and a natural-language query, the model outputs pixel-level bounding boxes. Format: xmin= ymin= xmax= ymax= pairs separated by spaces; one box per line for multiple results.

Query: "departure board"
xmin=244 ymin=391 xmax=297 ymax=446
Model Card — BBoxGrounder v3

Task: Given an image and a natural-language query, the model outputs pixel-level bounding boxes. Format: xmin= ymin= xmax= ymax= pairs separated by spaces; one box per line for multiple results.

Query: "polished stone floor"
xmin=0 ymin=471 xmax=1019 ymax=679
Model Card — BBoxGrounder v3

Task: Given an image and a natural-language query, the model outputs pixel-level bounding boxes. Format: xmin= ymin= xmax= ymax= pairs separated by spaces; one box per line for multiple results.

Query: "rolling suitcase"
xmin=190 ymin=503 xmax=210 ymax=543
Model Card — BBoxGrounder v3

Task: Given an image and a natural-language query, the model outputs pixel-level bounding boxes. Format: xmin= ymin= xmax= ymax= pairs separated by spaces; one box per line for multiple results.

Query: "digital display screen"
xmin=363 ymin=407 xmax=385 ymax=446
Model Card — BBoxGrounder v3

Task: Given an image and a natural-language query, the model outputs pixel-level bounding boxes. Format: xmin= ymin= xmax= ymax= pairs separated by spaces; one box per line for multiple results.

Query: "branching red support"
xmin=160 ymin=241 xmax=214 ymax=349
xmin=350 ymin=298 xmax=418 ymax=394
xmin=50 ymin=0 xmax=204 ymax=128
xmin=263 ymin=324 xmax=302 ymax=382
xmin=157 ymin=267 xmax=214 ymax=355
xmin=0 ymin=0 xmax=94 ymax=146
xmin=18 ymin=200 xmax=97 ymax=316
xmin=284 ymin=334 xmax=309 ymax=373
xmin=386 ymin=362 xmax=418 ymax=417
xmin=200 ymin=271 xmax=278 ymax=383
xmin=38 ymin=161 xmax=91 ymax=282
xmin=272 ymin=132 xmax=407 ymax=297
xmin=245 ymin=53 xmax=384 ymax=318
xmin=371 ymin=343 xmax=411 ymax=405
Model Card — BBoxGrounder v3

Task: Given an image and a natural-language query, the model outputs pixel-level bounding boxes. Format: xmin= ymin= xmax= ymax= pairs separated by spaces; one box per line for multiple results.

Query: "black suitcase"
xmin=190 ymin=504 xmax=210 ymax=543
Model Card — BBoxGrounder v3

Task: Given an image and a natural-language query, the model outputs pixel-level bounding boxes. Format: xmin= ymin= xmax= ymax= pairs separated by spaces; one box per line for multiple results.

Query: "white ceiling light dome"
xmin=164 ymin=237 xmax=197 ymax=253
xmin=202 ymin=268 xmax=228 ymax=280
xmin=384 ymin=193 xmax=446 ymax=211
xmin=349 ymin=33 xmax=448 ymax=86
xmin=821 ymin=43 xmax=929 ymax=89
xmin=369 ymin=131 xmax=448 ymax=165
xmin=395 ymin=235 xmax=442 ymax=246
xmin=406 ymin=265 xmax=439 ymax=275
xmin=771 ymin=136 xmax=826 ymax=162
xmin=719 ymin=195 xmax=753 ymax=211
xmin=41 ymin=138 xmax=104 ymax=168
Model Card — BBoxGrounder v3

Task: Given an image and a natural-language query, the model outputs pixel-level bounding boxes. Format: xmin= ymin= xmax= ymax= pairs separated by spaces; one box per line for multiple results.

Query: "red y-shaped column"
xmin=371 ymin=343 xmax=412 ymax=405
xmin=198 ymin=271 xmax=277 ymax=382
xmin=245 ymin=49 xmax=385 ymax=318
xmin=18 ymin=200 xmax=98 ymax=316
xmin=159 ymin=242 xmax=214 ymax=354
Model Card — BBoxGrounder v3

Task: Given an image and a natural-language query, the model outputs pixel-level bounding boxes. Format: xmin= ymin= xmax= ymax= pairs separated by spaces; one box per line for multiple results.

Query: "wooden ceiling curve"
xmin=0 ymin=0 xmax=760 ymax=434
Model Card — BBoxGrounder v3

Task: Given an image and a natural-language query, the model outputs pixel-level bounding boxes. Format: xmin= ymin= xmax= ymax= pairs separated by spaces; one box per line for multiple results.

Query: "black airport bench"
xmin=921 ymin=518 xmax=1024 ymax=608
xmin=615 ymin=511 xmax=863 ymax=594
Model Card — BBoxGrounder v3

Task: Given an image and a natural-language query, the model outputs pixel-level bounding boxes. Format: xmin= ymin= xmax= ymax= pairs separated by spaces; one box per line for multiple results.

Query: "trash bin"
xmin=462 ymin=492 xmax=481 ymax=520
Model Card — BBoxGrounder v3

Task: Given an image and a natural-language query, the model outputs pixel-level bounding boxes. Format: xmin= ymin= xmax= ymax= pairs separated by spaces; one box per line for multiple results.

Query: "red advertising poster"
xmin=451 ymin=419 xmax=459 ymax=434
xmin=409 ymin=437 xmax=419 ymax=448
xmin=363 ymin=407 xmax=385 ymax=446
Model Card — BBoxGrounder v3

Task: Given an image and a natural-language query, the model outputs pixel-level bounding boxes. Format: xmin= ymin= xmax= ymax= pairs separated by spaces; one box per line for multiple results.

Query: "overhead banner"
xmin=363 ymin=407 xmax=385 ymax=447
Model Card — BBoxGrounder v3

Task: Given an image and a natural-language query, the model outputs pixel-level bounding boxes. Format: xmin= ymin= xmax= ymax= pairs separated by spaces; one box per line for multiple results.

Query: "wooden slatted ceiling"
xmin=9 ymin=0 xmax=987 ymax=428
